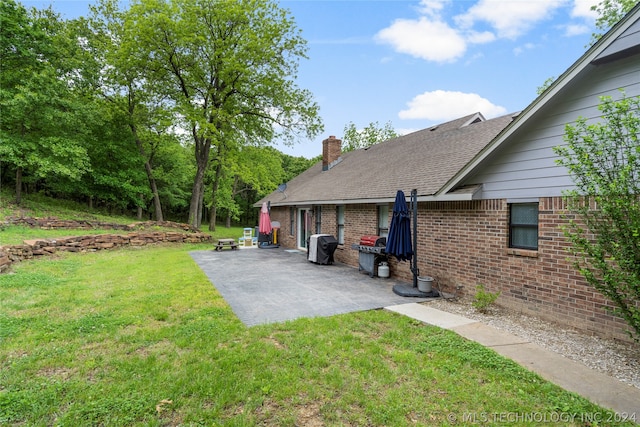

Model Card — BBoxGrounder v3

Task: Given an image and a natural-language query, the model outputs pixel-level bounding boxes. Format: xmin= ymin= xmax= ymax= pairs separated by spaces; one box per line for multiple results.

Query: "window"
xmin=336 ymin=206 xmax=345 ymax=244
xmin=314 ymin=206 xmax=322 ymax=234
xmin=289 ymin=207 xmax=295 ymax=236
xmin=378 ymin=204 xmax=389 ymax=238
xmin=509 ymin=203 xmax=539 ymax=250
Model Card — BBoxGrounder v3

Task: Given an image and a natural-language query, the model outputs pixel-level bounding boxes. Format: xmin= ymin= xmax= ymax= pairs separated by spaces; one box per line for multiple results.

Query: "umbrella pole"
xmin=411 ymin=189 xmax=418 ymax=288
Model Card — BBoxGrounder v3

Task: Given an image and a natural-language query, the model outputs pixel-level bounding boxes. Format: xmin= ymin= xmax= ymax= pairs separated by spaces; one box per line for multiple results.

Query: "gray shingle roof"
xmin=261 ymin=112 xmax=515 ymax=206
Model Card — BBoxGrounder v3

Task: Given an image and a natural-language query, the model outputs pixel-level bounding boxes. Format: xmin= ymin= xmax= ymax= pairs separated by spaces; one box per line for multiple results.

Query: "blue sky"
xmin=24 ymin=0 xmax=601 ymax=158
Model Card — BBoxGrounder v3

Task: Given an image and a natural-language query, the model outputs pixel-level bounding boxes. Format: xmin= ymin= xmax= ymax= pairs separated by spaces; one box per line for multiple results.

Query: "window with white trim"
xmin=336 ymin=205 xmax=345 ymax=244
xmin=378 ymin=204 xmax=389 ymax=238
xmin=289 ymin=207 xmax=295 ymax=236
xmin=314 ymin=206 xmax=322 ymax=234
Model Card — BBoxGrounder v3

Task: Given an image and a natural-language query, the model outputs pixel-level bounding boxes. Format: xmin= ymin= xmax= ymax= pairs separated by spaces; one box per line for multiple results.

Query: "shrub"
xmin=472 ymin=284 xmax=501 ymax=313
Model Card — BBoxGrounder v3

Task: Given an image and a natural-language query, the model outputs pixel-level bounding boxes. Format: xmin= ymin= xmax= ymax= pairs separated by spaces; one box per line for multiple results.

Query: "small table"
xmin=215 ymin=238 xmax=238 ymax=251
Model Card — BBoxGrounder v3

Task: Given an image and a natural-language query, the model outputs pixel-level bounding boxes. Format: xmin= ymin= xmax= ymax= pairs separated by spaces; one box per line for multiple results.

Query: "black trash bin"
xmin=309 ymin=234 xmax=338 ymax=265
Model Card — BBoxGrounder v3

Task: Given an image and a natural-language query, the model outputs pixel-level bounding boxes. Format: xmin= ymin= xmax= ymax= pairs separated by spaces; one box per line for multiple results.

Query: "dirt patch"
xmin=296 ymin=401 xmax=325 ymax=427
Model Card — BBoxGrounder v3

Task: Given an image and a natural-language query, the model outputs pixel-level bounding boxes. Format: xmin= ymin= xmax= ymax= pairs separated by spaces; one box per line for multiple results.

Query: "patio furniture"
xmin=215 ymin=238 xmax=238 ymax=251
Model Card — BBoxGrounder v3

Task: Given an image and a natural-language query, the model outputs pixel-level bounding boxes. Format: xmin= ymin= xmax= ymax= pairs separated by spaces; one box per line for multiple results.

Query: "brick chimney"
xmin=322 ymin=135 xmax=342 ymax=171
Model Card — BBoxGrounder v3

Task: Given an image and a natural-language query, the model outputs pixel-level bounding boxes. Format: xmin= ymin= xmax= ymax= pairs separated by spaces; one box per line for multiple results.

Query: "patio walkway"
xmin=191 ymin=247 xmax=640 ymax=417
xmin=190 ymin=247 xmax=428 ymax=326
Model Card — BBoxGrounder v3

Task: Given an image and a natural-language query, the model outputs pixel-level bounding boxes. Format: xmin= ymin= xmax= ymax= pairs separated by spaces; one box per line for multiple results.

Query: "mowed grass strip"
xmin=0 ymin=244 xmax=629 ymax=426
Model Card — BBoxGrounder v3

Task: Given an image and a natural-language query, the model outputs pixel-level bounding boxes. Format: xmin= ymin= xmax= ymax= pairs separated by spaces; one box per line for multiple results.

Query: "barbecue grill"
xmin=351 ymin=235 xmax=387 ymax=277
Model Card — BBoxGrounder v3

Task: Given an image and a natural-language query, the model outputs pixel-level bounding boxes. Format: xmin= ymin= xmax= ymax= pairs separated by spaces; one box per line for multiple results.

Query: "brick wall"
xmin=272 ymin=198 xmax=632 ymax=342
xmin=270 ymin=207 xmax=295 ymax=248
xmin=322 ymin=136 xmax=342 ymax=171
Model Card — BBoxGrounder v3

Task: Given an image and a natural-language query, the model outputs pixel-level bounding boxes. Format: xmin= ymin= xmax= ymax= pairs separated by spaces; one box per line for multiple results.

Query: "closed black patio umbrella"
xmin=385 ymin=190 xmax=413 ymax=262
xmin=390 ymin=189 xmax=438 ymax=297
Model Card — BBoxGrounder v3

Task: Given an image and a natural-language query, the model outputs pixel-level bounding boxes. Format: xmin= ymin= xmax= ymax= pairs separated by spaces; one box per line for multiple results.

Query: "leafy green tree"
xmin=342 ymin=121 xmax=399 ymax=152
xmin=537 ymin=0 xmax=637 ymax=95
xmin=88 ymin=0 xmax=179 ymax=220
xmin=536 ymin=76 xmax=556 ymax=96
xmin=119 ymin=0 xmax=323 ymax=229
xmin=590 ymin=0 xmax=639 ymax=44
xmin=0 ymin=1 xmax=91 ymax=204
xmin=78 ymin=107 xmax=150 ymax=214
xmin=554 ymin=92 xmax=640 ymax=340
xmin=149 ymin=135 xmax=194 ymax=221
xmin=221 ymin=146 xmax=285 ymax=227
xmin=281 ymin=153 xmax=316 ymax=183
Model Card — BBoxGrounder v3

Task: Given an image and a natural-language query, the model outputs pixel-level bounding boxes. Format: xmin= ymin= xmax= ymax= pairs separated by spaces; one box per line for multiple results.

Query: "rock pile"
xmin=0 ymin=219 xmax=212 ymax=273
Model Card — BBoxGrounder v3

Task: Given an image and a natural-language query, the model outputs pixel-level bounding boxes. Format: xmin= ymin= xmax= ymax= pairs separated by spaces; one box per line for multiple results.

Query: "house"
xmin=258 ymin=4 xmax=640 ymax=342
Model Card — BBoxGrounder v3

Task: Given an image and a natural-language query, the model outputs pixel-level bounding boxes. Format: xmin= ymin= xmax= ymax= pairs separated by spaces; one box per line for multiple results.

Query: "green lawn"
xmin=0 ymin=224 xmax=245 ymax=246
xmin=0 ymin=244 xmax=630 ymax=426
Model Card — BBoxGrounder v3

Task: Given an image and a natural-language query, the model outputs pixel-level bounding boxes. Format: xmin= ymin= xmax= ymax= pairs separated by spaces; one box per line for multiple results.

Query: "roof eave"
xmin=436 ymin=5 xmax=640 ymax=197
xmin=262 ymin=185 xmax=482 ymax=207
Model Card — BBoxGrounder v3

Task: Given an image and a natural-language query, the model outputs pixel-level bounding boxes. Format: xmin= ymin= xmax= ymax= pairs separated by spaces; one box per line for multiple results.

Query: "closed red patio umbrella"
xmin=258 ymin=202 xmax=274 ymax=248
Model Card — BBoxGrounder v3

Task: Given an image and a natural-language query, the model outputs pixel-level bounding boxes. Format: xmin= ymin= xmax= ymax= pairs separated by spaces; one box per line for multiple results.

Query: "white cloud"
xmin=377 ymin=0 xmax=591 ymax=64
xmin=399 ymin=90 xmax=507 ymax=121
xmin=564 ymin=23 xmax=591 ymax=36
xmin=417 ymin=0 xmax=449 ymax=18
xmin=375 ymin=17 xmax=467 ymax=63
xmin=455 ymin=0 xmax=566 ymax=39
xmin=564 ymin=0 xmax=598 ymax=36
xmin=513 ymin=42 xmax=536 ymax=56
xmin=570 ymin=0 xmax=599 ymax=19
xmin=466 ymin=30 xmax=496 ymax=44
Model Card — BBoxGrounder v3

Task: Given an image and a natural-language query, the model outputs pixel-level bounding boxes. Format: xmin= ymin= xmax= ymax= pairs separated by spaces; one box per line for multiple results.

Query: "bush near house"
xmin=555 ymin=93 xmax=640 ymax=341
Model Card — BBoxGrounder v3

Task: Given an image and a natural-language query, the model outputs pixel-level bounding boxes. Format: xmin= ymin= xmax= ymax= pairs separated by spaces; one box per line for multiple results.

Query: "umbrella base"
xmin=258 ymin=243 xmax=280 ymax=249
xmin=393 ymin=284 xmax=440 ymax=298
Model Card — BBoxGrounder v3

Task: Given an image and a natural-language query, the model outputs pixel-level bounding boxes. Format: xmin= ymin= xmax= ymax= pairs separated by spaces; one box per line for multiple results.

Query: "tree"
xmin=281 ymin=153 xmax=316 ymax=183
xmin=536 ymin=76 xmax=556 ymax=96
xmin=554 ymin=92 xmax=640 ymax=340
xmin=342 ymin=121 xmax=399 ymax=152
xmin=590 ymin=0 xmax=639 ymax=44
xmin=0 ymin=1 xmax=91 ymax=204
xmin=120 ymin=0 xmax=323 ymax=229
xmin=216 ymin=145 xmax=284 ymax=227
xmin=537 ymin=0 xmax=638 ymax=95
xmin=88 ymin=0 xmax=178 ymax=220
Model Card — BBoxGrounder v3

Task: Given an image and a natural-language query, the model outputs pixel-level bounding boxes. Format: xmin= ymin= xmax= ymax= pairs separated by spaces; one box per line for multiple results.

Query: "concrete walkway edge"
xmin=385 ymin=303 xmax=640 ymax=418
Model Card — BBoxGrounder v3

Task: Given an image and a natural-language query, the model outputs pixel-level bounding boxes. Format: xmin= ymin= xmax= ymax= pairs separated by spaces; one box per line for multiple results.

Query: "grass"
xmin=0 ymin=190 xmax=248 ymax=245
xmin=0 ymin=191 xmax=630 ymax=425
xmin=0 ymin=244 xmax=631 ymax=426
xmin=0 ymin=190 xmax=133 ymax=224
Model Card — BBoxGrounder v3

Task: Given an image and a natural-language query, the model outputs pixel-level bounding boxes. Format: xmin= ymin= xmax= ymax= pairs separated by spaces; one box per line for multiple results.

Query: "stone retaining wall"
xmin=0 ymin=219 xmax=212 ymax=273
xmin=4 ymin=217 xmax=201 ymax=233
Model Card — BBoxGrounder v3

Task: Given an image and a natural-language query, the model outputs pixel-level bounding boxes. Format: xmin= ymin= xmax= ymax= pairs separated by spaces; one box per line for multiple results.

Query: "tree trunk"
xmin=188 ymin=131 xmax=212 ymax=229
xmin=15 ymin=167 xmax=22 ymax=205
xmin=137 ymin=194 xmax=143 ymax=220
xmin=198 ymin=179 xmax=205 ymax=228
xmin=189 ymin=171 xmax=204 ymax=229
xmin=208 ymin=158 xmax=224 ymax=231
xmin=144 ymin=160 xmax=163 ymax=221
xmin=129 ymin=122 xmax=164 ymax=222
xmin=226 ymin=175 xmax=238 ymax=228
